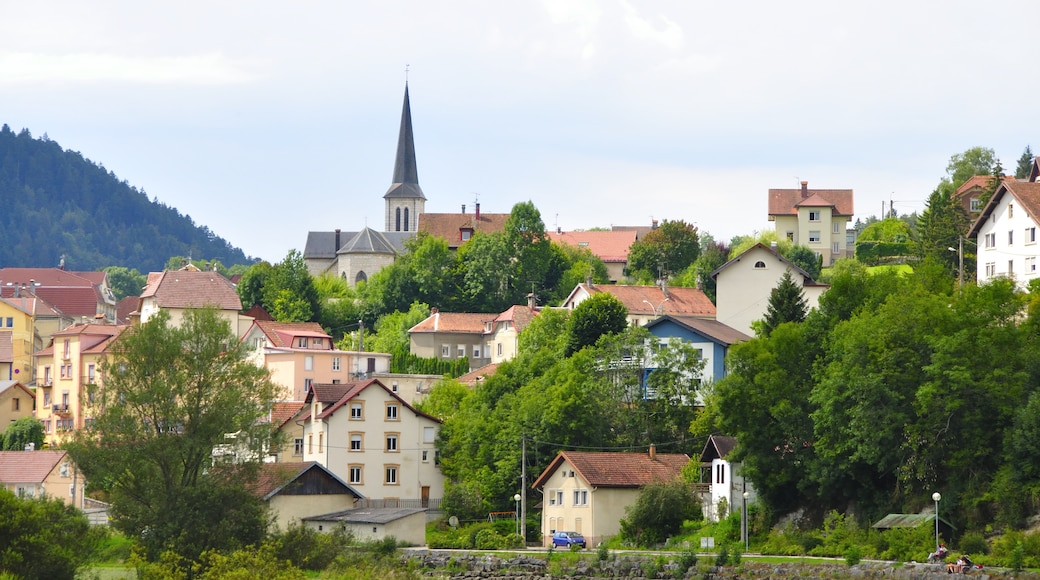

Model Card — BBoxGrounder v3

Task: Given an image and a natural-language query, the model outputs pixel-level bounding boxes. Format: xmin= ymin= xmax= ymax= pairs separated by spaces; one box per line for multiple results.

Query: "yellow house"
xmin=138 ymin=267 xmax=249 ymax=334
xmin=0 ymin=381 xmax=35 ymax=431
xmin=34 ymin=323 xmax=126 ymax=447
xmin=0 ymin=450 xmax=87 ymax=508
xmin=252 ymin=461 xmax=361 ymax=531
xmin=768 ymin=181 xmax=854 ymax=266
xmin=532 ymin=448 xmax=690 ymax=547
xmin=0 ymin=296 xmax=40 ymax=383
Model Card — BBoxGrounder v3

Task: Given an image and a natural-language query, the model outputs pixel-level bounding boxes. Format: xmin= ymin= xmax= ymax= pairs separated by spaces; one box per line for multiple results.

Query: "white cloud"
xmin=0 ymin=52 xmax=259 ymax=85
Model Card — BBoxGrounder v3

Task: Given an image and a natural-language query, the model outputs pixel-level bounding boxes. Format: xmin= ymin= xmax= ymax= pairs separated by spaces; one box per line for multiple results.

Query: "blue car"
xmin=552 ymin=531 xmax=586 ymax=549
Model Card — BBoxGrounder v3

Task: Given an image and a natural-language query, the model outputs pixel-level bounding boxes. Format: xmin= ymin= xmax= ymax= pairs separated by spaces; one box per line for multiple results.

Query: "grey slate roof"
xmin=339 ymin=228 xmax=398 ymax=255
xmin=304 ymin=507 xmax=426 ymax=524
xmin=303 ymin=230 xmax=413 ymax=260
xmin=384 ymin=84 xmax=425 ymax=201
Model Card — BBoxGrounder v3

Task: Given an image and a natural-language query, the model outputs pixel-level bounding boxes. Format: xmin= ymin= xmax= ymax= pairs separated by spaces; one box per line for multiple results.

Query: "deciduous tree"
xmin=1 ymin=416 xmax=44 ymax=450
xmin=565 ymin=293 xmax=628 ymax=356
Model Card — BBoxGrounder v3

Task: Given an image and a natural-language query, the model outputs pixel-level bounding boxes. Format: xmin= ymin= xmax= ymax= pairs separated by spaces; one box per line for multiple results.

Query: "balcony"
xmin=52 ymin=404 xmax=71 ymax=417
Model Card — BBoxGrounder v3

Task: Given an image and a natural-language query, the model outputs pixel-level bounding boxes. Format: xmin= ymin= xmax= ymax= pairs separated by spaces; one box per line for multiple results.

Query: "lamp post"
xmin=743 ymin=491 xmax=750 ymax=552
xmin=947 ymin=236 xmax=964 ymax=288
xmin=513 ymin=493 xmax=522 ymax=538
xmin=932 ymin=492 xmax=942 ymax=551
xmin=641 ymin=298 xmax=670 ymax=317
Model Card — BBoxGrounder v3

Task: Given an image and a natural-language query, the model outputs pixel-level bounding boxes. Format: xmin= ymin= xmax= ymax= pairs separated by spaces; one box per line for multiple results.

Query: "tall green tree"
xmin=1016 ymin=145 xmax=1035 ymax=180
xmin=1 ymin=417 xmax=44 ymax=450
xmin=264 ymin=250 xmax=320 ymax=322
xmin=915 ymin=186 xmax=972 ymax=277
xmin=946 ymin=146 xmax=996 ymax=189
xmin=565 ymin=293 xmax=629 ymax=356
xmin=626 ymin=220 xmax=700 ymax=281
xmin=760 ymin=271 xmax=808 ymax=336
xmin=67 ymin=308 xmax=279 ymax=564
xmin=103 ymin=266 xmax=147 ymax=300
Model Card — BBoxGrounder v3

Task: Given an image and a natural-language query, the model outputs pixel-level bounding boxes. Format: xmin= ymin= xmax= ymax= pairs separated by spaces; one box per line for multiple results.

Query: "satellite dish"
xmin=448 ymin=516 xmax=459 ymax=529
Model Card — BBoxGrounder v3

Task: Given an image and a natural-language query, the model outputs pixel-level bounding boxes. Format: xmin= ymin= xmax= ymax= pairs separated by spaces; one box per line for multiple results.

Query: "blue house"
xmin=643 ymin=315 xmax=751 ymax=388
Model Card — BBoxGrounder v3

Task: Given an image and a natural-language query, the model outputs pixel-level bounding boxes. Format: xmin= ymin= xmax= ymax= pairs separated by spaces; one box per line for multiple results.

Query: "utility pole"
xmin=958 ymin=235 xmax=964 ymax=289
xmin=520 ymin=436 xmax=527 ymax=543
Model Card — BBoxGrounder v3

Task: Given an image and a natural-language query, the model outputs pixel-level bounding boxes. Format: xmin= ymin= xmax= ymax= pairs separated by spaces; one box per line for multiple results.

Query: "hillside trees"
xmin=626 ymin=219 xmax=700 ymax=281
xmin=0 ymin=488 xmax=101 ymax=578
xmin=915 ymin=187 xmax=973 ymax=277
xmin=565 ymin=292 xmax=628 ymax=356
xmin=67 ymin=308 xmax=279 ymax=564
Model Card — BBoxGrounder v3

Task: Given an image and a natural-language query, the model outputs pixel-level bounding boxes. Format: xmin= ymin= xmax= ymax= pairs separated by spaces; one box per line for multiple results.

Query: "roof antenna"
xmin=405 ymin=63 xmax=410 ymax=85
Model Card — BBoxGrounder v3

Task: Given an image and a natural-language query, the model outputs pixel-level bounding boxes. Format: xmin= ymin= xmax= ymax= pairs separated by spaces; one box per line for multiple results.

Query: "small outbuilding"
xmin=872 ymin=513 xmax=956 ymax=543
xmin=252 ymin=462 xmax=362 ymax=531
xmin=302 ymin=507 xmax=427 ymax=546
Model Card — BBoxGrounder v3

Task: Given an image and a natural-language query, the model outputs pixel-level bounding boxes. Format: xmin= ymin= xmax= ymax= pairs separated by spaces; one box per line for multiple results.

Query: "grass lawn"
xmin=80 ymin=566 xmax=135 ymax=579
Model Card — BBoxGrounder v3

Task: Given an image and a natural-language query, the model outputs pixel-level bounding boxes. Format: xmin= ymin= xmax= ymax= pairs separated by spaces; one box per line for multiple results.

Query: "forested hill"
xmin=0 ymin=125 xmax=251 ymax=272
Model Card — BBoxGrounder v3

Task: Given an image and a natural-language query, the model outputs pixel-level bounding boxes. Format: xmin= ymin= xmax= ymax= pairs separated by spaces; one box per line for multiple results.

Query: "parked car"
xmin=552 ymin=531 xmax=586 ymax=549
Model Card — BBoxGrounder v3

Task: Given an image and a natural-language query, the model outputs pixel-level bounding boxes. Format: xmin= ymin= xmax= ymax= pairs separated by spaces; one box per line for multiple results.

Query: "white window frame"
xmin=808 ymin=210 xmax=820 ymax=222
xmin=332 ymin=357 xmax=341 ymax=371
xmin=348 ymin=465 xmax=362 ymax=484
xmin=385 ymin=465 xmax=399 ymax=485
xmin=385 ymin=433 xmax=399 ymax=452
xmin=304 ymin=356 xmax=313 ymax=371
xmin=808 ymin=230 xmax=821 ymax=243
xmin=350 ymin=402 xmax=363 ymax=419
xmin=350 ymin=433 xmax=363 ymax=451
xmin=1027 ymin=227 xmax=1037 ymax=245
xmin=386 ymin=403 xmax=399 ymax=421
xmin=573 ymin=489 xmax=589 ymax=506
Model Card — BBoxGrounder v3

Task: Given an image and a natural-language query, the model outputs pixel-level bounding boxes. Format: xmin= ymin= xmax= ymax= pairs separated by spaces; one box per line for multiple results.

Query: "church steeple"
xmin=384 ymin=83 xmax=426 ymax=233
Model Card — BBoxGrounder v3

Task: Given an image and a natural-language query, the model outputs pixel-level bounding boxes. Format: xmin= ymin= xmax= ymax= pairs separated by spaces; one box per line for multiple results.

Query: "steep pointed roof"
xmin=338 ymin=227 xmax=398 ymax=255
xmin=384 ymin=84 xmax=426 ymax=201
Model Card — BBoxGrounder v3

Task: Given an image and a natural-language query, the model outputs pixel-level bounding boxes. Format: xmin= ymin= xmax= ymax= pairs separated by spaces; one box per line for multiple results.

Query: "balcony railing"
xmin=354 ymin=498 xmax=442 ymax=511
xmin=52 ymin=404 xmax=71 ymax=416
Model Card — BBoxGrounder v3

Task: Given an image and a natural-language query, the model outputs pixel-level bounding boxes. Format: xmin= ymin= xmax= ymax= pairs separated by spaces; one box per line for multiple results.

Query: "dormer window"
xmin=461 ymin=229 xmax=473 ymax=241
xmin=297 ymin=337 xmax=309 ymax=348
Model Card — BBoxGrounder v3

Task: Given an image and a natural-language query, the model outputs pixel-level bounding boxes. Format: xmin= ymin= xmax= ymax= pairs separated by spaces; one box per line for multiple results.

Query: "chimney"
xmin=585 ymin=274 xmax=593 ymax=289
xmin=661 ymin=278 xmax=669 ymax=297
xmin=800 ymin=181 xmax=809 ymax=199
xmin=649 ymin=444 xmax=656 ymax=461
xmin=651 ymin=219 xmax=659 ymax=229
xmin=430 ymin=307 xmax=439 ymax=315
xmin=475 ymin=203 xmax=481 ymax=220
xmin=527 ymin=292 xmax=537 ymax=309
xmin=462 ymin=204 xmax=466 ymax=214
xmin=335 ymin=229 xmax=341 ymax=250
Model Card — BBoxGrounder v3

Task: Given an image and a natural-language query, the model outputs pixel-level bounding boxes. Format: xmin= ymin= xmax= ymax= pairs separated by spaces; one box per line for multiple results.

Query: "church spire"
xmin=384 ymin=83 xmax=426 ymax=232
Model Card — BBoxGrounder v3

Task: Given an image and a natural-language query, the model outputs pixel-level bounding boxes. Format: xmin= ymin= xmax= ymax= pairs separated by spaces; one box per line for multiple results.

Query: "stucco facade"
xmin=0 ymin=450 xmax=87 ymax=508
xmin=0 ymin=381 xmax=34 ymax=430
xmin=969 ymin=180 xmax=1040 ymax=289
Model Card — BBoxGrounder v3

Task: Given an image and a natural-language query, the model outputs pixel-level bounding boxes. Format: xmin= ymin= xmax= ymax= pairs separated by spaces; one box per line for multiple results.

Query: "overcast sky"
xmin=4 ymin=1 xmax=1038 ymax=263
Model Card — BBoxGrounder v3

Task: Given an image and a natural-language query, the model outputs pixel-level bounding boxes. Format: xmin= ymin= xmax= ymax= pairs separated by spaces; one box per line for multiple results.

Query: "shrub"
xmin=619 ymin=480 xmax=700 ymax=547
xmin=271 ymin=523 xmax=354 ymax=570
xmin=474 ymin=528 xmax=507 ymax=550
xmin=0 ymin=488 xmax=100 ymax=578
xmin=844 ymin=544 xmax=862 ymax=566
xmin=596 ymin=543 xmax=610 ymax=563
xmin=715 ymin=544 xmax=729 ymax=567
xmin=959 ymin=531 xmax=988 ymax=556
xmin=673 ymin=548 xmax=697 ymax=578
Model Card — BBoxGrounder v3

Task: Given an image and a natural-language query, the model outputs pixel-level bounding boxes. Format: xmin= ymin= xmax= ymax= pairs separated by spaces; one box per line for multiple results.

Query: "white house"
xmin=968 ymin=179 xmax=1040 ymax=289
xmin=699 ymin=435 xmax=755 ymax=522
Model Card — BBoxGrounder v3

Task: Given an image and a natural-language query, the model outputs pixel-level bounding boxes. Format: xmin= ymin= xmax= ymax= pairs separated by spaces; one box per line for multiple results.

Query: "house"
xmin=408 ymin=309 xmax=496 ymax=370
xmin=0 ymin=268 xmax=118 ymax=324
xmin=0 ymin=288 xmax=72 ymax=378
xmin=768 ymin=181 xmax=854 ymax=265
xmin=370 ymin=372 xmax=444 ymax=406
xmin=560 ymin=283 xmax=716 ymax=327
xmin=698 ymin=434 xmax=755 ymax=522
xmin=302 ymin=506 xmax=427 ymax=545
xmin=34 ymin=323 xmax=127 ymax=446
xmin=532 ymin=447 xmax=690 ymax=547
xmin=301 ymin=379 xmax=444 ymax=509
xmin=268 ymin=401 xmax=307 ymax=463
xmin=0 ymin=380 xmax=34 ymax=429
xmin=488 ymin=304 xmax=538 ymax=364
xmin=953 ymin=175 xmax=1014 ymax=219
xmin=251 ymin=461 xmax=362 ymax=531
xmin=547 ymin=229 xmax=640 ymax=283
xmin=0 ymin=296 xmax=37 ymax=382
xmin=418 ymin=204 xmax=510 ymax=249
xmin=711 ymin=243 xmax=828 ymax=336
xmin=643 ymin=315 xmax=751 ymax=387
xmin=241 ymin=320 xmax=390 ymax=401
xmin=137 ymin=266 xmax=248 ymax=333
xmin=0 ymin=449 xmax=86 ymax=508
xmin=968 ymin=179 xmax=1040 ymax=288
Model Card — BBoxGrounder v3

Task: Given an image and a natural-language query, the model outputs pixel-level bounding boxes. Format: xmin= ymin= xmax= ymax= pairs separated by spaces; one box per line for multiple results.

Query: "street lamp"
xmin=932 ymin=492 xmax=942 ymax=551
xmin=743 ymin=491 xmax=750 ymax=551
xmin=513 ymin=493 xmax=522 ymax=538
xmin=641 ymin=298 xmax=670 ymax=317
xmin=947 ymin=236 xmax=964 ymax=288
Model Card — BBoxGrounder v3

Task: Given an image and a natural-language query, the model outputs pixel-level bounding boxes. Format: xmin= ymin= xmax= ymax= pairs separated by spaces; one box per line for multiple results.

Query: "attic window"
xmin=754 ymin=261 xmax=766 ymax=269
xmin=578 ymin=241 xmax=589 ymax=247
xmin=461 ymin=229 xmax=473 ymax=241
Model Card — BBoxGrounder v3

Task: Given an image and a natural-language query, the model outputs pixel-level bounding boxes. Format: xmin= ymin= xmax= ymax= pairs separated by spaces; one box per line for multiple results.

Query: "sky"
xmin=4 ymin=1 xmax=1039 ymax=263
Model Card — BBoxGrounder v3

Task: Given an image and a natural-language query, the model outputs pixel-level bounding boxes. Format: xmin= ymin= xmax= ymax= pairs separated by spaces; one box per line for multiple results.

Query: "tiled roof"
xmin=768 ymin=183 xmax=854 ymax=217
xmin=252 ymin=321 xmax=329 ymax=348
xmin=456 ymin=363 xmax=499 ymax=384
xmin=140 ymin=270 xmax=241 ymax=311
xmin=242 ymin=304 xmax=274 ymax=321
xmin=44 ymin=323 xmax=127 ymax=356
xmin=532 ymin=450 xmax=689 ymax=489
xmin=302 ymin=379 xmax=441 ymax=424
xmin=270 ymin=401 xmax=305 ymax=429
xmin=548 ymin=230 xmax=639 ymax=263
xmin=576 ymin=284 xmax=716 ymax=318
xmin=418 ymin=212 xmax=510 ymax=248
xmin=495 ymin=305 xmax=538 ymax=332
xmin=0 ymin=293 xmax=64 ymax=319
xmin=115 ymin=296 xmax=139 ymax=323
xmin=969 ymin=181 xmax=1040 ymax=237
xmin=0 ymin=450 xmax=68 ymax=484
xmin=409 ymin=311 xmax=496 ymax=334
xmin=645 ymin=316 xmax=751 ymax=346
xmin=0 ymin=268 xmax=108 ymax=319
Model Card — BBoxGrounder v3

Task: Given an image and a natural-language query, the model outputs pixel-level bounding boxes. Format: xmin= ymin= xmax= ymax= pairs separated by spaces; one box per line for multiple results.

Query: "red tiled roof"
xmin=0 ymin=450 xmax=68 ymax=484
xmin=115 ymin=296 xmax=139 ymax=323
xmin=969 ymin=181 xmax=1040 ymax=237
xmin=768 ymin=184 xmax=854 ymax=217
xmin=548 ymin=230 xmax=639 ymax=263
xmin=456 ymin=363 xmax=499 ymax=384
xmin=270 ymin=401 xmax=305 ymax=429
xmin=140 ymin=270 xmax=241 ymax=310
xmin=495 ymin=305 xmax=538 ymax=332
xmin=251 ymin=320 xmax=329 ymax=348
xmin=418 ymin=212 xmax=510 ymax=248
xmin=409 ymin=311 xmax=496 ymax=334
xmin=0 ymin=269 xmax=108 ymax=319
xmin=532 ymin=450 xmax=689 ymax=489
xmin=576 ymin=284 xmax=716 ymax=318
xmin=303 ymin=379 xmax=442 ymax=424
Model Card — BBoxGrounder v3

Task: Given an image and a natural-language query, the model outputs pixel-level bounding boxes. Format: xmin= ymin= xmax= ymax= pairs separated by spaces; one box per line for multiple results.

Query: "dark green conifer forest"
xmin=0 ymin=125 xmax=251 ymax=272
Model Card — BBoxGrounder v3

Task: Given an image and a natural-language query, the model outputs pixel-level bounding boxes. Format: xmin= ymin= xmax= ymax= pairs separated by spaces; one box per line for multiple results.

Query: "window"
xmin=43 ymin=419 xmax=51 ymax=433
xmin=461 ymin=229 xmax=472 ymax=241
xmin=305 ymin=356 xmax=313 ymax=371
xmin=63 ymin=339 xmax=70 ymax=359
xmin=308 ymin=434 xmax=313 ymax=454
xmin=297 ymin=337 xmax=309 ymax=348
xmin=304 ymin=378 xmax=313 ymax=393
xmin=43 ymin=366 xmax=51 ymax=385
xmin=809 ymin=210 xmax=820 ymax=222
xmin=716 ymin=463 xmax=725 ymax=484
xmin=985 ymin=233 xmax=996 ymax=248
xmin=350 ymin=433 xmax=363 ymax=451
xmin=350 ymin=402 xmax=363 ymax=419
xmin=555 ymin=490 xmax=564 ymax=506
xmin=573 ymin=489 xmax=588 ymax=506
xmin=60 ymin=463 xmax=70 ymax=477
xmin=1009 ymin=230 xmax=1014 ymax=245
xmin=294 ymin=438 xmax=304 ymax=455
xmin=986 ymin=262 xmax=996 ymax=276
xmin=1028 ymin=227 xmax=1037 ymax=244
xmin=391 ymin=382 xmax=398 ymax=392
xmin=753 ymin=261 xmax=766 ymax=269
xmin=60 ymin=364 xmax=72 ymax=379
xmin=441 ymin=345 xmax=449 ymax=357
xmin=332 ymin=356 xmax=341 ymax=371
xmin=497 ymin=343 xmax=503 ymax=356
xmin=457 ymin=346 xmax=465 ymax=358
xmin=786 ymin=231 xmax=794 ymax=241
xmin=318 ymin=433 xmax=323 ymax=453
xmin=1027 ymin=257 xmax=1037 ymax=273
xmin=11 ymin=398 xmax=18 ymax=411
xmin=4 ymin=317 xmax=11 ymax=327
xmin=385 ymin=465 xmax=399 ymax=485
xmin=473 ymin=346 xmax=481 ymax=358
xmin=87 ymin=364 xmax=95 ymax=383
xmin=833 ymin=222 xmax=840 ymax=233
xmin=385 ymin=403 xmax=399 ymax=420
xmin=385 ymin=433 xmax=399 ymax=452
xmin=44 ymin=392 xmax=50 ymax=406
xmin=970 ymin=198 xmax=981 ymax=211
xmin=808 ymin=231 xmax=821 ymax=243
xmin=1009 ymin=260 xmax=1015 ymax=275
xmin=422 ymin=450 xmax=429 ymax=462
xmin=424 ymin=426 xmax=435 ymax=442
xmin=1009 ymin=204 xmax=1015 ymax=218
xmin=348 ymin=465 xmax=363 ymax=484
xmin=832 ymin=242 xmax=840 ymax=254
xmin=549 ymin=489 xmax=557 ymax=505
